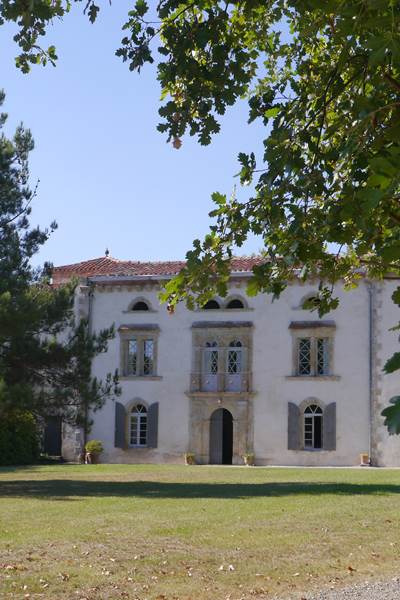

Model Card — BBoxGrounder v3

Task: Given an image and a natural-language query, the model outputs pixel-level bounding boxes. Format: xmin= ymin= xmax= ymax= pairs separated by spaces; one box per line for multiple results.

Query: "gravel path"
xmin=307 ymin=578 xmax=400 ymax=599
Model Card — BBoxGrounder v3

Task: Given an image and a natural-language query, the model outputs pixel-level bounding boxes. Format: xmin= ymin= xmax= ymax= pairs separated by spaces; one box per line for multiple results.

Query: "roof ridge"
xmin=51 ymin=255 xmax=264 ymax=282
xmin=54 ymin=255 xmax=261 ymax=268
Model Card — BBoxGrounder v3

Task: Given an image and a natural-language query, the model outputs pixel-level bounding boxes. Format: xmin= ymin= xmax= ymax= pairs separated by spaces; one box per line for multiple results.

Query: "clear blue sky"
xmin=0 ymin=2 xmax=265 ymax=267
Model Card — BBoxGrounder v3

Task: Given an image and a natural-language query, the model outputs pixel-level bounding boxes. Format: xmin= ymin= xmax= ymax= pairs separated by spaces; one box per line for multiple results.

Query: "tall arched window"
xmin=202 ymin=341 xmax=218 ymax=391
xmin=227 ymin=340 xmax=242 ymax=373
xmin=205 ymin=341 xmax=218 ymax=375
xmin=304 ymin=404 xmax=323 ymax=449
xmin=226 ymin=340 xmax=243 ymax=391
xmin=130 ymin=404 xmax=148 ymax=446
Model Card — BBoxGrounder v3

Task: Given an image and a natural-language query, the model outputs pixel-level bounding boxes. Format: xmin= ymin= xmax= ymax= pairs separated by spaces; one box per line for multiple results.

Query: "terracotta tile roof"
xmin=52 ymin=256 xmax=264 ymax=284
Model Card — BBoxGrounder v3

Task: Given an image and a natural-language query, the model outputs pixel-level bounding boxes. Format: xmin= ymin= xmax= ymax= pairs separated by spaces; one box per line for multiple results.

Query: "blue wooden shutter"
xmin=288 ymin=402 xmax=301 ymax=450
xmin=114 ymin=402 xmax=126 ymax=448
xmin=323 ymin=402 xmax=336 ymax=451
xmin=147 ymin=402 xmax=159 ymax=448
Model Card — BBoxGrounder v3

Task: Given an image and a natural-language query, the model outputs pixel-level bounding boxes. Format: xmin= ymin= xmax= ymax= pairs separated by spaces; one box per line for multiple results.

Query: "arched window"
xmin=202 ymin=341 xmax=219 ymax=391
xmin=205 ymin=341 xmax=219 ymax=374
xmin=228 ymin=340 xmax=243 ymax=372
xmin=229 ymin=340 xmax=242 ymax=347
xmin=226 ymin=340 xmax=243 ymax=391
xmin=131 ymin=300 xmax=149 ymax=311
xmin=226 ymin=298 xmax=245 ymax=309
xmin=130 ymin=404 xmax=147 ymax=446
xmin=202 ymin=299 xmax=220 ymax=310
xmin=304 ymin=404 xmax=323 ymax=449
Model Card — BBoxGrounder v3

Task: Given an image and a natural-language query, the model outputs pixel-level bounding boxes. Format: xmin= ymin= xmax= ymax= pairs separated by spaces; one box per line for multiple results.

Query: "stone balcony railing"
xmin=189 ymin=371 xmax=252 ymax=394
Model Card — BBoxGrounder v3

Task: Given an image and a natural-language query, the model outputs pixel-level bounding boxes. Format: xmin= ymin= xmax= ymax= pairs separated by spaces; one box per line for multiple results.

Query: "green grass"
xmin=1 ymin=465 xmax=400 ymax=599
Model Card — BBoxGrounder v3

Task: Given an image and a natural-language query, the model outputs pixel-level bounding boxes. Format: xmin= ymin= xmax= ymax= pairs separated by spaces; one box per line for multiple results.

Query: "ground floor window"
xmin=304 ymin=404 xmax=323 ymax=449
xmin=130 ymin=404 xmax=147 ymax=446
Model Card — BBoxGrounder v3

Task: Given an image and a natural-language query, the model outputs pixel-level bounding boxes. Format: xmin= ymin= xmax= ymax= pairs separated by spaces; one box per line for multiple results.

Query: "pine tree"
xmin=0 ymin=91 xmax=119 ymax=440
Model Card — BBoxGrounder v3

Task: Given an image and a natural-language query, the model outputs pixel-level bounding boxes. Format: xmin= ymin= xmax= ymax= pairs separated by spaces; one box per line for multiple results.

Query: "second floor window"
xmin=127 ymin=339 xmax=138 ymax=374
xmin=297 ymin=337 xmax=329 ymax=376
xmin=226 ymin=340 xmax=243 ymax=392
xmin=202 ymin=341 xmax=219 ymax=391
xmin=125 ymin=337 xmax=155 ymax=376
xmin=200 ymin=339 xmax=246 ymax=392
xmin=143 ymin=340 xmax=154 ymax=375
xmin=227 ymin=340 xmax=242 ymax=374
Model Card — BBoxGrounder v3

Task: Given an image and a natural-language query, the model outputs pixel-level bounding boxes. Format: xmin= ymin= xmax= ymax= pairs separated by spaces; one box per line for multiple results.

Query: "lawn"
xmin=0 ymin=465 xmax=400 ymax=599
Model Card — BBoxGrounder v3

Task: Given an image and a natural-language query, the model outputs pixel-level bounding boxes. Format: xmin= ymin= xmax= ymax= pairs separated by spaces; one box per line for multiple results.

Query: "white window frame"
xmin=290 ymin=323 xmax=335 ymax=378
xmin=297 ymin=336 xmax=330 ymax=376
xmin=202 ymin=341 xmax=219 ymax=391
xmin=129 ymin=404 xmax=148 ymax=447
xmin=226 ymin=340 xmax=243 ymax=392
xmin=191 ymin=324 xmax=253 ymax=394
xmin=125 ymin=336 xmax=155 ymax=376
xmin=120 ymin=331 xmax=159 ymax=378
xmin=303 ymin=404 xmax=323 ymax=450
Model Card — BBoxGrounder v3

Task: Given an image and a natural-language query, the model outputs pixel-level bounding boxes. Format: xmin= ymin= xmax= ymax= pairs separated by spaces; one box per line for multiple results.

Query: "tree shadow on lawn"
xmin=0 ymin=480 xmax=400 ymax=499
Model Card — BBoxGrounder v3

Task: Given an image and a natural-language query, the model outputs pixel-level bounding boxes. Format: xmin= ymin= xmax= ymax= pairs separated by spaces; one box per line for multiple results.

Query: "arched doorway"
xmin=209 ymin=408 xmax=233 ymax=464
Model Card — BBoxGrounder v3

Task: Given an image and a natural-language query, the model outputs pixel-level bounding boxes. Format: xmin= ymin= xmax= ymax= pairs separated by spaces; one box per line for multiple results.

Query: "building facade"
xmin=53 ymin=256 xmax=400 ymax=467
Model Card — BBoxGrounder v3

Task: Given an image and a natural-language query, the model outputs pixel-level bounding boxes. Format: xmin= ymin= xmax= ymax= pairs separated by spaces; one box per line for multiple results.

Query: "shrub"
xmin=85 ymin=439 xmax=103 ymax=455
xmin=0 ymin=411 xmax=39 ymax=465
xmin=184 ymin=452 xmax=195 ymax=465
xmin=242 ymin=452 xmax=255 ymax=466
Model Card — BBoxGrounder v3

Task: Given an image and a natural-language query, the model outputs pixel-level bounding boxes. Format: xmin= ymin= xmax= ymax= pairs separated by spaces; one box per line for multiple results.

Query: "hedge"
xmin=0 ymin=410 xmax=39 ymax=465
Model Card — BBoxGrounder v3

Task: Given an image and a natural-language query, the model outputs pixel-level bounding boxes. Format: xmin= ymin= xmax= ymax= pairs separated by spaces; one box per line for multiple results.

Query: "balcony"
xmin=189 ymin=371 xmax=252 ymax=394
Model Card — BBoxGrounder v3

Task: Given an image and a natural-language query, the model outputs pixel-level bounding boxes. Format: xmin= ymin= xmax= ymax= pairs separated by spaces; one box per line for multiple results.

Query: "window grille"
xmin=127 ymin=339 xmax=137 ymax=375
xmin=143 ymin=339 xmax=154 ymax=375
xmin=297 ymin=337 xmax=330 ymax=376
xmin=205 ymin=343 xmax=218 ymax=375
xmin=227 ymin=340 xmax=242 ymax=374
xmin=316 ymin=338 xmax=329 ymax=375
xmin=123 ymin=336 xmax=157 ymax=377
xmin=298 ymin=338 xmax=311 ymax=374
xmin=197 ymin=340 xmax=249 ymax=393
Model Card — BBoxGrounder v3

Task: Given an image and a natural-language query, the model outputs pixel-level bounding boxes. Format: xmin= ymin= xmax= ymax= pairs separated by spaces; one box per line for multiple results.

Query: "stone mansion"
xmin=52 ymin=256 xmax=400 ymax=467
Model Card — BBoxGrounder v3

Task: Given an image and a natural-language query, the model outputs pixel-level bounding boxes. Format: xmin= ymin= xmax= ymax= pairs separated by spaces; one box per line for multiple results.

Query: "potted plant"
xmin=242 ymin=452 xmax=255 ymax=466
xmin=85 ymin=440 xmax=103 ymax=464
xmin=184 ymin=452 xmax=196 ymax=465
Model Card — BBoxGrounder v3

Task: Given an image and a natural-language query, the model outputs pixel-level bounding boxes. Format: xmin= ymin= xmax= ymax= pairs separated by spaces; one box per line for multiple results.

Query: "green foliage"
xmin=384 ymin=352 xmax=400 ymax=374
xmin=85 ymin=439 xmax=103 ymax=455
xmin=0 ymin=409 xmax=39 ymax=465
xmin=97 ymin=0 xmax=400 ymax=316
xmin=4 ymin=0 xmax=400 ymax=307
xmin=0 ymin=92 xmax=120 ymax=437
xmin=381 ymin=397 xmax=400 ymax=435
xmin=3 ymin=2 xmax=400 ymax=428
